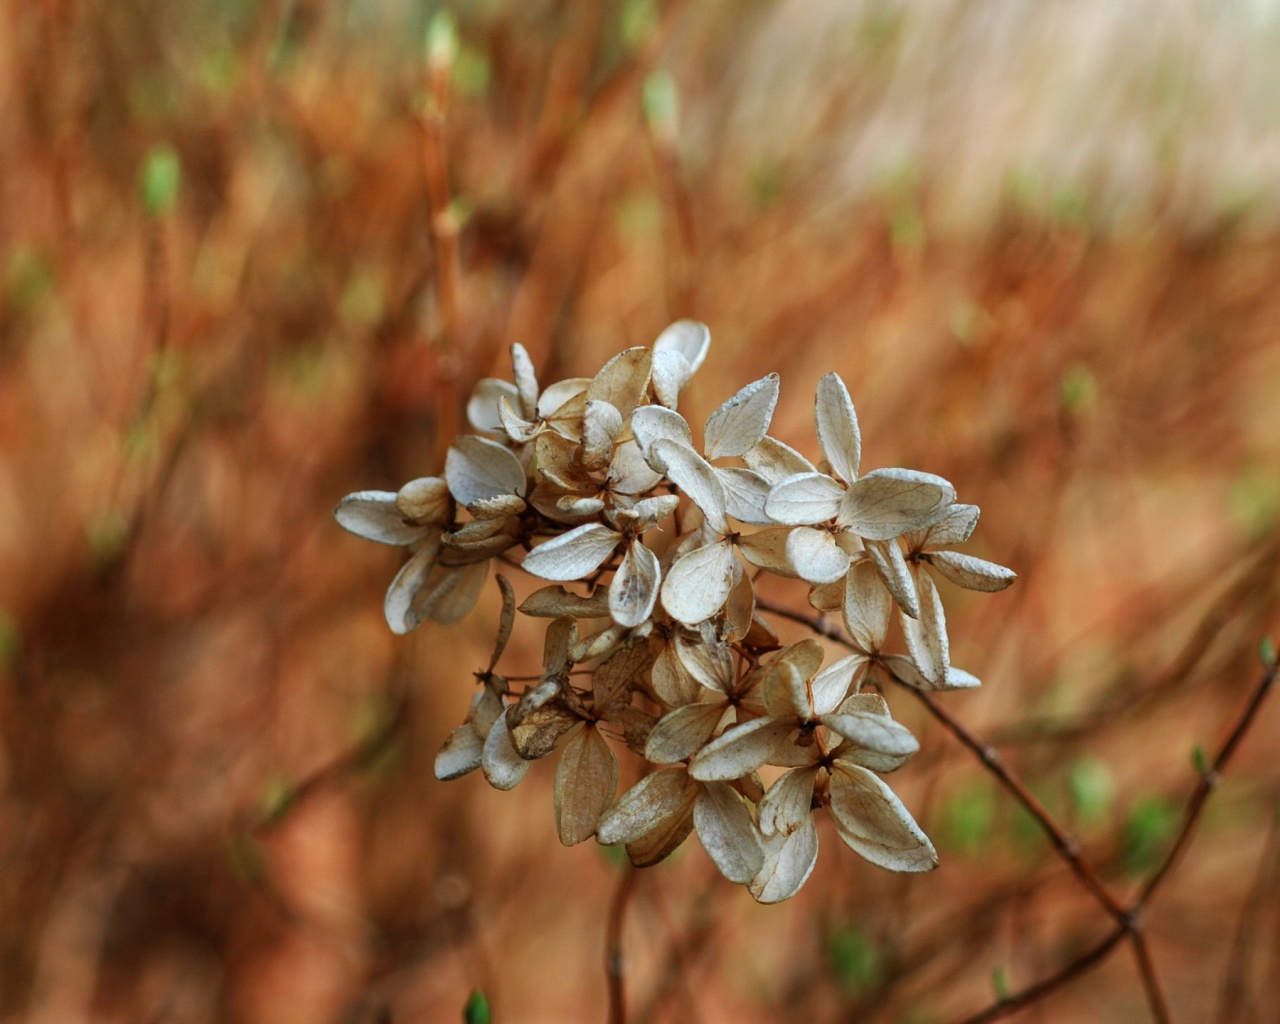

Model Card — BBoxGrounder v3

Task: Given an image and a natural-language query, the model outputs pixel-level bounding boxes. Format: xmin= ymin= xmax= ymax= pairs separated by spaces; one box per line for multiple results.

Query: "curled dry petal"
xmin=554 ymin=723 xmax=619 ymax=845
xmin=820 ymin=712 xmax=919 ymax=757
xmin=650 ymin=644 xmax=703 ymax=707
xmin=762 ymin=661 xmax=812 ymax=721
xmin=704 ymin=373 xmax=780 ymax=460
xmin=467 ymin=378 xmax=520 ymax=434
xmin=694 ymin=782 xmax=765 ymax=884
xmin=759 ymin=765 xmax=819 ymax=837
xmin=809 ymin=655 xmax=862 ymax=716
xmin=336 ymin=491 xmax=426 ymax=546
xmin=715 ymin=467 xmax=773 ymax=525
xmin=744 ymin=436 xmax=816 ymax=484
xmin=688 ymin=717 xmax=795 ymax=781
xmin=928 ymin=551 xmax=1017 ymax=592
xmin=519 ymin=585 xmax=612 ymax=619
xmin=587 ymin=347 xmax=652 ymax=418
xmin=384 ymin=536 xmax=442 ymax=634
xmin=653 ymin=439 xmax=728 ymax=534
xmin=482 ymin=718 xmax=531 ymax=790
xmin=866 ymin=540 xmax=919 ymax=619
xmin=660 ymin=539 xmax=736 ymax=626
xmin=396 ymin=477 xmax=453 ymax=526
xmin=653 ymin=319 xmax=711 ymax=376
xmin=445 ymin=436 xmax=526 ymax=506
xmin=645 ymin=701 xmax=728 ymax=763
xmin=631 ymin=406 xmax=693 ymax=470
xmin=828 ymin=764 xmax=937 ymax=872
xmin=489 ymin=575 xmax=517 ymax=672
xmin=912 ymin=503 xmax=980 ymax=549
xmin=597 ymin=767 xmax=697 ymax=846
xmin=814 ymin=372 xmax=862 ymax=485
xmin=837 ymin=468 xmax=955 ymax=541
xmin=786 ymin=526 xmax=852 ymax=585
xmin=749 ymin=814 xmax=819 ymax=904
xmin=608 ymin=441 xmax=664 ymax=495
xmin=415 ymin=560 xmax=489 ymax=626
xmin=736 ymin=527 xmax=799 ymax=577
xmin=610 ymin=541 xmax=661 ymax=628
xmin=843 ymin=558 xmax=891 ymax=654
xmin=522 ymin=524 xmax=619 ymax=582
xmin=901 ymin=568 xmax=949 ymax=684
xmin=510 ymin=342 xmax=539 ymax=418
xmin=582 ymin=400 xmax=624 ymax=469
xmin=765 ymin=473 xmax=845 ymax=526
xmin=435 ymin=724 xmax=483 ymax=781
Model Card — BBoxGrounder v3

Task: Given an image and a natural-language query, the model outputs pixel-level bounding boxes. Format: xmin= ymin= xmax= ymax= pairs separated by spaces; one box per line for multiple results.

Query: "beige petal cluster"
xmin=336 ymin=323 xmax=1015 ymax=902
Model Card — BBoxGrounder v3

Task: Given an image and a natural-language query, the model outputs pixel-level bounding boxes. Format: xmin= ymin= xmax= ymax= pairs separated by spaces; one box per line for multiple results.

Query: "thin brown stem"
xmin=952 ymin=925 xmax=1127 ymax=1024
xmin=1129 ymin=932 xmax=1172 ymax=1024
xmin=1137 ymin=654 xmax=1279 ymax=908
xmin=606 ymin=865 xmax=639 ymax=1024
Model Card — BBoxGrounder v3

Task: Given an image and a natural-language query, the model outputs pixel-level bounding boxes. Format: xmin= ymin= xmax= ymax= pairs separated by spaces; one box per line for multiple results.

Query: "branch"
xmin=606 ymin=865 xmax=638 ymax=1024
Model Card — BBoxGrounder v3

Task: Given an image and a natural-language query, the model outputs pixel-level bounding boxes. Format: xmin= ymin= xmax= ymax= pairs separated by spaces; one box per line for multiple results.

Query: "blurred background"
xmin=2 ymin=0 xmax=1280 ymax=1021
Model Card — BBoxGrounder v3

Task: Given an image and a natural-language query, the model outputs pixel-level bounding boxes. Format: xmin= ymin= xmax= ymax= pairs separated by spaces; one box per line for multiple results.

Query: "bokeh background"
xmin=3 ymin=1 xmax=1280 ymax=1021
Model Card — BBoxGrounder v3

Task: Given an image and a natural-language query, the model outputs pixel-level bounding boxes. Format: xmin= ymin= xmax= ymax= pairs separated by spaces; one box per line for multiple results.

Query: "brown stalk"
xmin=606 ymin=864 xmax=639 ymax=1024
xmin=756 ymin=596 xmax=1277 ymax=1024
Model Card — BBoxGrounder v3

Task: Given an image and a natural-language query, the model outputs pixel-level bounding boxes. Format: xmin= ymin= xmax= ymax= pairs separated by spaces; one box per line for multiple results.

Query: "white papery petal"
xmin=510 ymin=343 xmax=539 ymax=418
xmin=537 ymin=377 xmax=591 ymax=420
xmin=688 ymin=717 xmax=794 ymax=781
xmin=610 ymin=542 xmax=660 ymax=628
xmin=416 ymin=560 xmax=488 ymax=625
xmin=704 ymin=373 xmax=780 ymax=459
xmin=715 ymin=468 xmax=773 ymax=525
xmin=384 ymin=537 xmax=442 ymax=634
xmin=881 ymin=654 xmax=980 ymax=692
xmin=810 ymin=655 xmax=862 ymax=716
xmin=765 ymin=473 xmax=845 ymax=526
xmin=445 ymin=436 xmax=526 ymax=506
xmin=843 ymin=558 xmax=891 ymax=653
xmin=654 ymin=440 xmax=727 ymax=533
xmin=395 ymin=477 xmax=452 ymax=526
xmin=651 ymin=645 xmax=702 ymax=706
xmin=336 ymin=491 xmax=427 ymax=546
xmin=838 ymin=469 xmax=956 ymax=540
xmin=820 ymin=713 xmax=919 ymax=757
xmin=785 ymin=526 xmax=852 ymax=585
xmin=522 ymin=524 xmax=619 ymax=581
xmin=914 ymin=503 xmax=980 ymax=548
xmin=630 ymin=406 xmax=693 ymax=470
xmin=632 ymin=494 xmax=680 ymax=530
xmin=675 ymin=633 xmax=734 ymax=692
xmin=694 ymin=782 xmax=765 ymax=884
xmin=608 ymin=440 xmax=664 ymax=495
xmin=467 ymin=378 xmax=520 ymax=434
xmin=497 ymin=396 xmax=543 ymax=443
xmin=582 ymin=400 xmax=624 ymax=468
xmin=645 ymin=701 xmax=729 ymax=763
xmin=929 ymin=551 xmax=1017 ymax=592
xmin=749 ymin=814 xmax=819 ymax=904
xmin=759 ymin=766 xmax=819 ymax=837
xmin=828 ymin=764 xmax=937 ymax=872
xmin=653 ymin=319 xmax=710 ymax=376
xmin=434 ymin=724 xmax=483 ymax=780
xmin=866 ymin=540 xmax=919 ymax=619
xmin=901 ymin=568 xmax=948 ymax=684
xmin=587 ymin=347 xmax=652 ymax=418
xmin=481 ymin=718 xmax=530 ymax=791
xmin=651 ymin=349 xmax=691 ymax=409
xmin=736 ymin=527 xmax=799 ymax=577
xmin=744 ymin=436 xmax=816 ymax=484
xmin=554 ymin=724 xmax=618 ymax=845
xmin=660 ymin=540 xmax=736 ymax=625
xmin=597 ymin=767 xmax=696 ymax=845
xmin=814 ymin=372 xmax=862 ymax=484
xmin=762 ymin=661 xmax=811 ymax=721
xmin=772 ymin=638 xmax=826 ymax=683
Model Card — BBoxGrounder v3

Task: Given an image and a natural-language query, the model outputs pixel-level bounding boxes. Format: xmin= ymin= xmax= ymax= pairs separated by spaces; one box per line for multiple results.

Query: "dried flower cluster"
xmin=336 ymin=322 xmax=1015 ymax=902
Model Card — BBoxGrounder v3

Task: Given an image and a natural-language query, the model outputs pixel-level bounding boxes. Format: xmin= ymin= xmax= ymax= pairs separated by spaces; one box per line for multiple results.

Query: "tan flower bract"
xmin=335 ymin=322 xmax=1014 ymax=902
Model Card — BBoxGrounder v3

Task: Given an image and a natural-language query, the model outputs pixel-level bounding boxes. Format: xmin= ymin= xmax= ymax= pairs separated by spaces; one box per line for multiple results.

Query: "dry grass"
xmin=2 ymin=1 xmax=1279 ymax=1021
